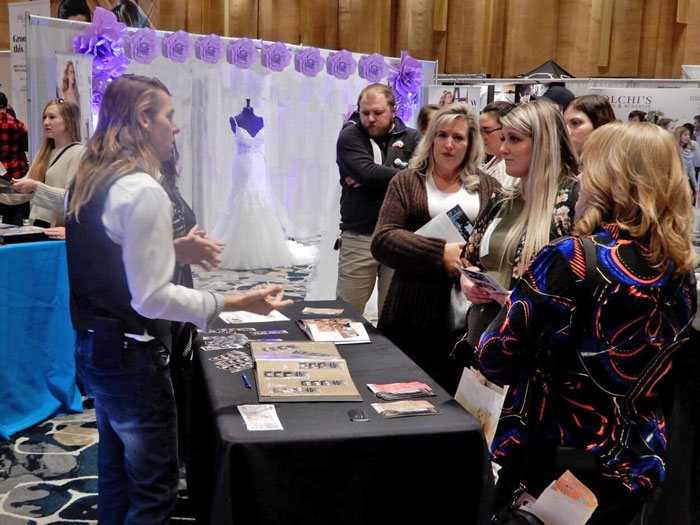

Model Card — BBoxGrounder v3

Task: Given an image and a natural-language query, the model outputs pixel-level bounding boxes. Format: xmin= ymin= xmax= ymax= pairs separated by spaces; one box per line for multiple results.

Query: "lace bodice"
xmin=234 ymin=126 xmax=265 ymax=156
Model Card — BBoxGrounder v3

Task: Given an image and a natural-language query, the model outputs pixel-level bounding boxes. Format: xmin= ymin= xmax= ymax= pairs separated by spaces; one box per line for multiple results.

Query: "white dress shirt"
xmin=101 ymin=172 xmax=223 ymax=333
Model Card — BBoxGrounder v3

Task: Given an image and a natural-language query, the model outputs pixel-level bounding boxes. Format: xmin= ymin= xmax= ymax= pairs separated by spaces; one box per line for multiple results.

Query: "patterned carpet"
xmin=0 ymin=262 xmax=313 ymax=524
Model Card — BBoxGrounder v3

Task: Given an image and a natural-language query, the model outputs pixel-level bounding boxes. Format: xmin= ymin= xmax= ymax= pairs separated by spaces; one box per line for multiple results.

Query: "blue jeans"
xmin=75 ymin=331 xmax=179 ymax=525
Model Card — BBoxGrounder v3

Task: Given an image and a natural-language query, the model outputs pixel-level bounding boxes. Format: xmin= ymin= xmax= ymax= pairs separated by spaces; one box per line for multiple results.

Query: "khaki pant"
xmin=336 ymin=231 xmax=394 ymax=316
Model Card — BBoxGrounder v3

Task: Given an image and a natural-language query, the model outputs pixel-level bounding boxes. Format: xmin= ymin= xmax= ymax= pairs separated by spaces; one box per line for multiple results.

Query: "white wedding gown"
xmin=211 ymin=126 xmax=315 ymax=270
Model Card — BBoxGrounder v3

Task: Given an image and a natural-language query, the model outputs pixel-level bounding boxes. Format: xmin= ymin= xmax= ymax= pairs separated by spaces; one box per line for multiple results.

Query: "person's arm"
xmin=23 ymin=147 xmax=85 ymax=213
xmin=476 ymin=242 xmax=578 ymax=385
xmin=173 ymin=225 xmax=224 ymax=271
xmin=29 ymin=182 xmax=67 ymax=213
xmin=692 ymin=141 xmax=700 ymax=167
xmin=337 ymin=129 xmax=399 ymax=189
xmin=108 ymin=177 xmax=290 ymax=330
xmin=0 ymin=185 xmax=30 ymax=205
xmin=552 ymin=177 xmax=579 ymax=238
xmin=371 ymin=174 xmax=451 ymax=278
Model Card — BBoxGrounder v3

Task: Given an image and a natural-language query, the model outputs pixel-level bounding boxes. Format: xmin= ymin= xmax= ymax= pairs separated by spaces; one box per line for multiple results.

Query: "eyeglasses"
xmin=480 ymin=127 xmax=502 ymax=137
xmin=52 ymin=98 xmax=65 ymax=104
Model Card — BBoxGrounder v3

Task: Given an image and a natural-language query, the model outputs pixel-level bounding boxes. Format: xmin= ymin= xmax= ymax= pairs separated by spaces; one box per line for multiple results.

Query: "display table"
xmin=0 ymin=241 xmax=82 ymax=440
xmin=188 ymin=300 xmax=492 ymax=525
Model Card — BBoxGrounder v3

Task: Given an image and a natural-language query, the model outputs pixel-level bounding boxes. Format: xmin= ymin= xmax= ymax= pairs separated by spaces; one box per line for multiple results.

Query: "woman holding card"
xmin=459 ymin=99 xmax=579 ymax=348
xmin=1 ymin=99 xmax=84 ymax=230
xmin=371 ymin=102 xmax=500 ymax=393
xmin=478 ymin=122 xmax=697 ymax=523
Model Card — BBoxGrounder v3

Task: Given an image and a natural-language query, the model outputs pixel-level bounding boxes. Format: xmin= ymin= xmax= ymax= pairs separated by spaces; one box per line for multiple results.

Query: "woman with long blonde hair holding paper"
xmin=459 ymin=99 xmax=579 ymax=348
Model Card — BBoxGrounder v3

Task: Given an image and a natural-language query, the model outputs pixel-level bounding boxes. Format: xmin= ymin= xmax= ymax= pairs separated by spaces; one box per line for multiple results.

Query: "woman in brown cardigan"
xmin=371 ymin=102 xmax=500 ymax=394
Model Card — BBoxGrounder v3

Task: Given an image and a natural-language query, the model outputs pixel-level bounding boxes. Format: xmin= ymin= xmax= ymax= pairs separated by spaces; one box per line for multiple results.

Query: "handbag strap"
xmin=580 ymin=236 xmax=598 ymax=282
xmin=48 ymin=142 xmax=80 ymax=169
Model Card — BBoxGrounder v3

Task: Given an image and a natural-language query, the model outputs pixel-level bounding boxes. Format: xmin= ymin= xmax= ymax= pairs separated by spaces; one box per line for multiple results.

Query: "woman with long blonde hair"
xmin=2 ymin=99 xmax=84 ymax=228
xmin=460 ymin=99 xmax=579 ymax=347
xmin=477 ymin=121 xmax=696 ymax=523
xmin=65 ymin=75 xmax=291 ymax=524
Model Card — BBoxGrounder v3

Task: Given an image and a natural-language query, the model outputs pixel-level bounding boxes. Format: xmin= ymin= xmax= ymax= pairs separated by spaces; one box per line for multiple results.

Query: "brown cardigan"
xmin=371 ymin=168 xmax=500 ymax=334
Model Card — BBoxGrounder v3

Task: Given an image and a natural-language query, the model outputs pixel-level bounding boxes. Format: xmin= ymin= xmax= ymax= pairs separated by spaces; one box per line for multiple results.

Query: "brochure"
xmin=371 ymin=400 xmax=441 ymax=418
xmin=367 ymin=381 xmax=436 ymax=400
xmin=296 ymin=318 xmax=370 ymax=344
xmin=415 ymin=204 xmax=472 ymax=242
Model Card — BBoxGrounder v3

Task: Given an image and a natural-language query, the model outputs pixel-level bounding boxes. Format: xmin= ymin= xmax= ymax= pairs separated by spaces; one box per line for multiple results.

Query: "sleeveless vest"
xmin=65 ymin=175 xmax=172 ymax=351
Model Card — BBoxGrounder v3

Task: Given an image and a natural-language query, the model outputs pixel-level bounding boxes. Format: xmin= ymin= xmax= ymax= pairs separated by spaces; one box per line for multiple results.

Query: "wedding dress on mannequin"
xmin=211 ymin=101 xmax=314 ymax=269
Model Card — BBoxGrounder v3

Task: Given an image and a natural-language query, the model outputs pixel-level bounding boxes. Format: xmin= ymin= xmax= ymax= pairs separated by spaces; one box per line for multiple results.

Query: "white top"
xmin=0 ymin=143 xmax=86 ymax=226
xmin=481 ymin=156 xmax=518 ymax=190
xmin=100 ymin=172 xmax=223 ymax=333
xmin=426 ymin=172 xmax=480 ymax=221
xmin=31 ymin=143 xmax=86 ymax=224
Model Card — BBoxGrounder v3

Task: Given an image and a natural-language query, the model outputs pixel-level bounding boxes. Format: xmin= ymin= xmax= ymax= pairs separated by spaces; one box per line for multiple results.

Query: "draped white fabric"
xmin=27 ymin=16 xmax=436 ymax=297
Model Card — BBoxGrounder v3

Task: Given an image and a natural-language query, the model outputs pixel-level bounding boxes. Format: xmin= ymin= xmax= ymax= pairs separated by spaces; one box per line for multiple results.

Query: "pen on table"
xmin=242 ymin=373 xmax=252 ymax=389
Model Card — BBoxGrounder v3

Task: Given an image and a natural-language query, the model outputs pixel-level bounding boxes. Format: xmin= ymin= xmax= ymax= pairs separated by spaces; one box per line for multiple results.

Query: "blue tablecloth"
xmin=0 ymin=241 xmax=82 ymax=440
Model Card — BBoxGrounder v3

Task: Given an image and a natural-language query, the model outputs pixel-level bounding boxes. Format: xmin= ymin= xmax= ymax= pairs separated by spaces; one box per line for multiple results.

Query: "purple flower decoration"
xmin=387 ymin=51 xmax=423 ymax=100
xmin=358 ymin=53 xmax=388 ymax=83
xmin=294 ymin=47 xmax=324 ymax=77
xmin=91 ymin=76 xmax=110 ymax=109
xmin=261 ymin=42 xmax=291 ymax=72
xmin=162 ymin=30 xmax=194 ymax=63
xmin=395 ymin=98 xmax=414 ymax=124
xmin=227 ymin=37 xmax=258 ymax=69
xmin=72 ymin=7 xmax=129 ymax=80
xmin=326 ymin=49 xmax=357 ymax=80
xmin=124 ymin=27 xmax=160 ymax=65
xmin=196 ymin=34 xmax=225 ymax=65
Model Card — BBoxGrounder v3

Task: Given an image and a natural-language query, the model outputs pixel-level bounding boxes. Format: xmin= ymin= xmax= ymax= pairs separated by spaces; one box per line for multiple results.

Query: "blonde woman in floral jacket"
xmin=460 ymin=100 xmax=579 ymax=348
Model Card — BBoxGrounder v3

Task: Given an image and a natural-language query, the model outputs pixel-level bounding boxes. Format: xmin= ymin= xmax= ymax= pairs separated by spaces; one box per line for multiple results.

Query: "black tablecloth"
xmin=188 ymin=300 xmax=492 ymax=524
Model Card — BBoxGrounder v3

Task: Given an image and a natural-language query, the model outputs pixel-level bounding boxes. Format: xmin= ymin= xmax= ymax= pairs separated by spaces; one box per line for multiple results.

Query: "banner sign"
xmin=427 ymin=85 xmax=483 ymax=114
xmin=588 ymin=87 xmax=700 ymax=125
xmin=8 ymin=0 xmax=50 ymax=124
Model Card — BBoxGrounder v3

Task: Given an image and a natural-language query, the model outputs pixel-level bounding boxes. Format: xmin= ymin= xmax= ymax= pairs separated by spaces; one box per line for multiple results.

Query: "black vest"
xmin=65 ymin=175 xmax=172 ymax=351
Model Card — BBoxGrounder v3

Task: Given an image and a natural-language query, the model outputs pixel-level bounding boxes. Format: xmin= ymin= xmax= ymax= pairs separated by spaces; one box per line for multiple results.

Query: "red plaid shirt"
xmin=0 ymin=112 xmax=28 ymax=180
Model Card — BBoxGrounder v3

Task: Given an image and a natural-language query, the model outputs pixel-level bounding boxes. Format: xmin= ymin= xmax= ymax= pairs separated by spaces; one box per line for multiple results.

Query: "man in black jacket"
xmin=336 ymin=83 xmax=422 ymax=315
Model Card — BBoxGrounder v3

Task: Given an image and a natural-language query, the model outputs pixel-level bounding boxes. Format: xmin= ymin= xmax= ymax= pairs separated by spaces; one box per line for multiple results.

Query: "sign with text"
xmin=8 ymin=0 xmax=50 ymax=124
xmin=588 ymin=86 xmax=700 ymax=125
xmin=427 ymin=85 xmax=483 ymax=115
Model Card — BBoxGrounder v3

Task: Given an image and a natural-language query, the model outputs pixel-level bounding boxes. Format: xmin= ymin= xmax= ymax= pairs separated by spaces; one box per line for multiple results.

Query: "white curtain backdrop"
xmin=26 ymin=16 xmax=436 ymax=297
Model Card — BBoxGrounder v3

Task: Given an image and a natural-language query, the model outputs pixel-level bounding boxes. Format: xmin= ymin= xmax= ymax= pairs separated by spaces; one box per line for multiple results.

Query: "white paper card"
xmin=526 ymin=470 xmax=598 ymax=525
xmin=237 ymin=404 xmax=284 ymax=431
xmin=454 ymin=367 xmax=506 ymax=447
xmin=219 ymin=309 xmax=290 ymax=324
xmin=415 ymin=204 xmax=472 ymax=242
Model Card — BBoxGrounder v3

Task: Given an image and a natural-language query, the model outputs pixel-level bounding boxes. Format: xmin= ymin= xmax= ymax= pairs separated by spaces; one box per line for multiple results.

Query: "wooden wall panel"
xmin=337 ymin=0 xmax=392 ymax=56
xmin=259 ymin=0 xmax=299 ymax=43
xmin=394 ymin=0 xmax=435 ymax=62
xmin=601 ymin=0 xmax=643 ymax=77
xmin=555 ymin=0 xmax=592 ymax=76
xmin=444 ymin=1 xmax=487 ymax=74
xmin=300 ymin=0 xmax=337 ymax=48
xmin=227 ymin=0 xmax=257 ymax=38
xmin=7 ymin=0 xmax=700 ymax=78
xmin=502 ymin=0 xmax=559 ymax=77
xmin=679 ymin=0 xmax=700 ymax=70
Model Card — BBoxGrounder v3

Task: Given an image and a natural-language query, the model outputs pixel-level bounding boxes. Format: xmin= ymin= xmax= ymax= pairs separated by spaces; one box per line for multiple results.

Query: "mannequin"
xmin=229 ymin=99 xmax=264 ymax=137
